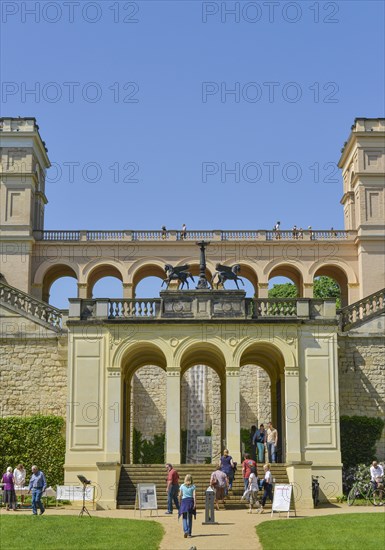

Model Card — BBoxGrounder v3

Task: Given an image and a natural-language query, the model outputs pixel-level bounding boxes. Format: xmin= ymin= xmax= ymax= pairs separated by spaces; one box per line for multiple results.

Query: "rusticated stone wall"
xmin=338 ymin=334 xmax=385 ymax=459
xmin=240 ymin=365 xmax=272 ymax=428
xmin=131 ymin=366 xmax=166 ymax=436
xmin=0 ymin=337 xmax=67 ymax=417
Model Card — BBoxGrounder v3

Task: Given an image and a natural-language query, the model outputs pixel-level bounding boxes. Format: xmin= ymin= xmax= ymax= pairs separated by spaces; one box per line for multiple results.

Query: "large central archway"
xmin=239 ymin=342 xmax=286 ymax=462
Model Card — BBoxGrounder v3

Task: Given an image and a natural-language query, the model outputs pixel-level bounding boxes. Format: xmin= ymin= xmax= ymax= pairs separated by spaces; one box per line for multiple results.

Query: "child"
xmin=259 ymin=463 xmax=273 ymax=513
xmin=178 ymin=474 xmax=196 ymax=539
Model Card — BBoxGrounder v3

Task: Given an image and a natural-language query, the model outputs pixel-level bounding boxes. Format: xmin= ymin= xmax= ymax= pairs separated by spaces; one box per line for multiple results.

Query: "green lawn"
xmin=256 ymin=513 xmax=384 ymax=550
xmin=0 ymin=515 xmax=164 ymax=550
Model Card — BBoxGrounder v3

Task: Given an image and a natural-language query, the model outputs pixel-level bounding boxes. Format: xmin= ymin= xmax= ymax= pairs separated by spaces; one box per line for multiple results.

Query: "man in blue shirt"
xmin=28 ymin=465 xmax=47 ymax=515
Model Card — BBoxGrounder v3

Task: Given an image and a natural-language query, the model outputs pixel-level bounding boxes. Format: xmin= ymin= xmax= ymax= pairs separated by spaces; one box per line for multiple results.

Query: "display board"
xmin=136 ymin=483 xmax=158 ymax=510
xmin=271 ymin=484 xmax=295 ymax=517
xmin=56 ymin=485 xmax=94 ymax=502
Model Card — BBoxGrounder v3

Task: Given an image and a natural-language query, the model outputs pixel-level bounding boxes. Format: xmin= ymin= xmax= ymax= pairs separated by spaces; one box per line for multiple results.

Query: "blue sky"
xmin=2 ymin=1 xmax=384 ymax=305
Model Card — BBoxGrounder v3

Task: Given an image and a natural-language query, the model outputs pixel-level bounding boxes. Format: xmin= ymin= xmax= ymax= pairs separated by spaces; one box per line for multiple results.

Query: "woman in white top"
xmin=13 ymin=464 xmax=26 ymax=505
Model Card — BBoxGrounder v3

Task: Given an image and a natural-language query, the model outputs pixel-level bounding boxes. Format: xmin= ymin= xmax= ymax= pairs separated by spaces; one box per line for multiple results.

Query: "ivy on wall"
xmin=133 ymin=428 xmax=165 ymax=464
xmin=0 ymin=415 xmax=65 ymax=487
xmin=340 ymin=415 xmax=384 ymax=468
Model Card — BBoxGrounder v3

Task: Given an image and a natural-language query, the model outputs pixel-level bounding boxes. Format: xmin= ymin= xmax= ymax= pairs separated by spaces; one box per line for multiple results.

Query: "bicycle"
xmin=347 ymin=479 xmax=375 ymax=506
xmin=312 ymin=475 xmax=324 ymax=507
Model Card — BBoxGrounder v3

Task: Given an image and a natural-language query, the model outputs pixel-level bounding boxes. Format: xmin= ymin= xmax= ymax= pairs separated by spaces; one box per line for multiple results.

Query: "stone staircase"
xmin=117 ymin=464 xmax=290 ymax=510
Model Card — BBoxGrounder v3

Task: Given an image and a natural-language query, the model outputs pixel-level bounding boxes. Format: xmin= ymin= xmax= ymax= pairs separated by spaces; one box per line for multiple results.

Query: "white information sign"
xmin=271 ymin=484 xmax=295 ymax=517
xmin=196 ymin=436 xmax=212 ymax=458
xmin=136 ymin=483 xmax=158 ymax=511
xmin=56 ymin=485 xmax=94 ymax=502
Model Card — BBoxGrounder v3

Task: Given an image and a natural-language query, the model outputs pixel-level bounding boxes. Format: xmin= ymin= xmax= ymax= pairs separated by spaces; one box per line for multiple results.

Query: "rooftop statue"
xmin=212 ymin=264 xmax=244 ymax=290
xmin=161 ymin=264 xmax=195 ymax=290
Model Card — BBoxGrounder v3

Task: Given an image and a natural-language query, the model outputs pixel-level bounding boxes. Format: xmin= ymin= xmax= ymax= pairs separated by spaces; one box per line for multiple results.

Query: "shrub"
xmin=340 ymin=415 xmax=384 ymax=468
xmin=133 ymin=428 xmax=165 ymax=464
xmin=0 ymin=415 xmax=65 ymax=487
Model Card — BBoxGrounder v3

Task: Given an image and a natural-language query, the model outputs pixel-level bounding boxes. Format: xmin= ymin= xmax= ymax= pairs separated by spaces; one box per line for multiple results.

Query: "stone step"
xmin=117 ymin=464 xmax=289 ymax=509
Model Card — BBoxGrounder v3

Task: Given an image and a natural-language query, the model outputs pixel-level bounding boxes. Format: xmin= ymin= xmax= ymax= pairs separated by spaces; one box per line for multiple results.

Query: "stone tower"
xmin=0 ymin=117 xmax=50 ymax=292
xmin=338 ymin=118 xmax=385 ymax=297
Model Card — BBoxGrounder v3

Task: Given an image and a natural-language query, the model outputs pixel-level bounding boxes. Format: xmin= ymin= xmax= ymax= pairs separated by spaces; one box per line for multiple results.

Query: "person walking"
xmin=27 ymin=465 xmax=46 ymax=515
xmin=219 ymin=449 xmax=235 ymax=491
xmin=2 ymin=467 xmax=17 ymax=511
xmin=210 ymin=468 xmax=228 ymax=510
xmin=253 ymin=423 xmax=266 ymax=464
xmin=241 ymin=453 xmax=257 ymax=491
xmin=259 ymin=463 xmax=273 ymax=513
xmin=178 ymin=474 xmax=196 ymax=539
xmin=13 ymin=463 xmax=26 ymax=507
xmin=181 ymin=223 xmax=187 ymax=239
xmin=247 ymin=472 xmax=261 ymax=514
xmin=165 ymin=463 xmax=180 ymax=514
xmin=266 ymin=422 xmax=278 ymax=463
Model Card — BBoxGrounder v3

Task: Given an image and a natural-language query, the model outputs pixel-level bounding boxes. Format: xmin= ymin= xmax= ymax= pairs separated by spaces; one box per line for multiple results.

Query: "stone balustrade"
xmin=339 ymin=288 xmax=385 ymax=330
xmin=68 ymin=292 xmax=337 ymax=321
xmin=0 ymin=280 xmax=62 ymax=331
xmin=34 ymin=228 xmax=355 ymax=242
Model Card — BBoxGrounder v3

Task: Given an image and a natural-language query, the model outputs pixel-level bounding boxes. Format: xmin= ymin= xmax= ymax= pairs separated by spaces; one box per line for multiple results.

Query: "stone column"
xmin=166 ymin=368 xmax=181 ymax=464
xmin=284 ymin=366 xmax=302 ymax=463
xmin=303 ymin=283 xmax=314 ymax=298
xmin=106 ymin=367 xmax=121 ymax=461
xmin=257 ymin=282 xmax=269 ymax=299
xmin=225 ymin=367 xmax=241 ymax=463
xmin=77 ymin=283 xmax=88 ymax=299
xmin=123 ymin=283 xmax=133 ymax=299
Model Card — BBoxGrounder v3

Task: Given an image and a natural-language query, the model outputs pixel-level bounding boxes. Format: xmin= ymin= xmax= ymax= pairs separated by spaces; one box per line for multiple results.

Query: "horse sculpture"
xmin=161 ymin=264 xmax=195 ymax=290
xmin=211 ymin=263 xmax=244 ymax=290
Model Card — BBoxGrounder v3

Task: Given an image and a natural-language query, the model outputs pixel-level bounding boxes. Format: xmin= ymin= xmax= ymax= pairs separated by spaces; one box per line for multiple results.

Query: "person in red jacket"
xmin=242 ymin=453 xmax=257 ymax=491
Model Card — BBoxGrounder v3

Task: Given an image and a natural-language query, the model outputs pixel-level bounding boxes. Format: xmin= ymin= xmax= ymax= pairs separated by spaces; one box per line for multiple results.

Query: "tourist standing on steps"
xmin=178 ymin=474 xmax=196 ymax=539
xmin=14 ymin=463 xmax=26 ymax=506
xmin=259 ymin=463 xmax=273 ymax=513
xmin=27 ymin=465 xmax=46 ymax=515
xmin=2 ymin=467 xmax=17 ymax=511
xmin=241 ymin=453 xmax=257 ymax=491
xmin=220 ymin=449 xmax=235 ymax=491
xmin=253 ymin=423 xmax=266 ymax=464
xmin=250 ymin=425 xmax=257 ymax=462
xmin=266 ymin=422 xmax=278 ymax=463
xmin=165 ymin=463 xmax=180 ymax=514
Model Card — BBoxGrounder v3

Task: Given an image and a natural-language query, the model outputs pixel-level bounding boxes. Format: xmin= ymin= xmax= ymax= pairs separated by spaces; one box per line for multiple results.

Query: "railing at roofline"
xmin=339 ymin=288 xmax=385 ymax=330
xmin=0 ymin=280 xmax=62 ymax=331
xmin=33 ymin=229 xmax=354 ymax=242
xmin=69 ymin=297 xmax=336 ymax=321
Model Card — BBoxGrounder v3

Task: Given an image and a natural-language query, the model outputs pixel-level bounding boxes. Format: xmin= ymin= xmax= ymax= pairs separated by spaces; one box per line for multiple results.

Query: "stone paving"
xmin=1 ymin=503 xmax=384 ymax=550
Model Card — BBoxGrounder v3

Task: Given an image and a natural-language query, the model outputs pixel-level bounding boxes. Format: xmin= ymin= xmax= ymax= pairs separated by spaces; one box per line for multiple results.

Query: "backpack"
xmin=248 ymin=461 xmax=257 ymax=475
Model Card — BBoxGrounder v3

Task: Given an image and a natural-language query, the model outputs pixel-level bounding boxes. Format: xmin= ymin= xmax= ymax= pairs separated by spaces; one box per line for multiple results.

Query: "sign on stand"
xmin=135 ymin=483 xmax=158 ymax=517
xmin=271 ymin=484 xmax=296 ymax=518
xmin=196 ymin=436 xmax=212 ymax=459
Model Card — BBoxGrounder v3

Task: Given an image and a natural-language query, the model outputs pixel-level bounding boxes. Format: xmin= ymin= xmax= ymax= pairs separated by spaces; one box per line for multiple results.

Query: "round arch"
xmin=179 ymin=341 xmax=227 ymax=379
xmin=267 ymin=263 xmax=304 ymax=297
xmin=85 ymin=263 xmax=124 ymax=298
xmin=237 ymin=340 xmax=291 ymax=463
xmin=119 ymin=341 xmax=168 ymax=464
xmin=41 ymin=263 xmax=78 ymax=303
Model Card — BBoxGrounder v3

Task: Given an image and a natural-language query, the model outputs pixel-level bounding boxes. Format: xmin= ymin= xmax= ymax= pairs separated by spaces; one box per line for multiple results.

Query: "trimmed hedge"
xmin=340 ymin=415 xmax=384 ymax=468
xmin=0 ymin=415 xmax=65 ymax=487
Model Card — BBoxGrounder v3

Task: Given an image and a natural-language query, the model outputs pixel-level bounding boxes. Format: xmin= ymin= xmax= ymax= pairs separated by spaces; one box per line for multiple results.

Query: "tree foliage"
xmin=268 ymin=276 xmax=341 ymax=308
xmin=340 ymin=415 xmax=384 ymax=468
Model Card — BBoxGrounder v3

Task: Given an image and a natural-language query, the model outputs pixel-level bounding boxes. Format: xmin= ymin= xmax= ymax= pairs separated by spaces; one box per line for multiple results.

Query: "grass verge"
xmin=0 ymin=515 xmax=164 ymax=550
xmin=256 ymin=513 xmax=383 ymax=550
